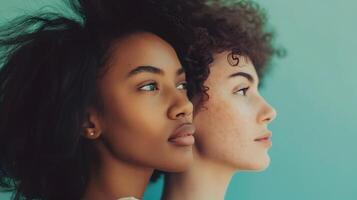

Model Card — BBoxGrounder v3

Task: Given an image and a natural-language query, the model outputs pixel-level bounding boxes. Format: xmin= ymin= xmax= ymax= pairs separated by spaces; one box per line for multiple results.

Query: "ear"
xmin=82 ymin=107 xmax=104 ymax=140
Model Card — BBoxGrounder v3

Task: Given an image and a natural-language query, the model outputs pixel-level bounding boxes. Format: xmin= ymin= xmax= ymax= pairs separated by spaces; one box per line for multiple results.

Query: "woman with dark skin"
xmin=0 ymin=1 xmax=197 ymax=199
xmin=162 ymin=1 xmax=281 ymax=199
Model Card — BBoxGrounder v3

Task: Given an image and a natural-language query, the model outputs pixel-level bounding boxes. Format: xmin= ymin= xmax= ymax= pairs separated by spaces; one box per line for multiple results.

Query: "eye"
xmin=176 ymin=81 xmax=187 ymax=90
xmin=234 ymin=87 xmax=249 ymax=96
xmin=138 ymin=82 xmax=159 ymax=91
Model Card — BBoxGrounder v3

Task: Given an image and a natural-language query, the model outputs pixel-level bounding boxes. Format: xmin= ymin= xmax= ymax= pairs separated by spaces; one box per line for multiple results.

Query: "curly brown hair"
xmin=184 ymin=0 xmax=281 ymax=108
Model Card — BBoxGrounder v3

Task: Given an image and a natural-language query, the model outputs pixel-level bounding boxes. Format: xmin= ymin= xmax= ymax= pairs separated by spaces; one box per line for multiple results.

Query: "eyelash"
xmin=139 ymin=82 xmax=158 ymax=91
xmin=138 ymin=81 xmax=188 ymax=91
xmin=176 ymin=81 xmax=187 ymax=90
xmin=234 ymin=87 xmax=249 ymax=96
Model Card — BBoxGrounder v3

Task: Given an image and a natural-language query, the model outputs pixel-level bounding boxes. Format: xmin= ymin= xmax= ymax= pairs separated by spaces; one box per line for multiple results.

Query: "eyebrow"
xmin=127 ymin=65 xmax=185 ymax=78
xmin=228 ymin=72 xmax=255 ymax=83
xmin=127 ymin=66 xmax=163 ymax=78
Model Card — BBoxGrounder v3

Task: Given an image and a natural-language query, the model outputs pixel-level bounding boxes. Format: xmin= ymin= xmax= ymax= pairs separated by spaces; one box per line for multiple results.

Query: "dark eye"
xmin=176 ymin=81 xmax=187 ymax=90
xmin=139 ymin=82 xmax=158 ymax=91
xmin=234 ymin=87 xmax=249 ymax=96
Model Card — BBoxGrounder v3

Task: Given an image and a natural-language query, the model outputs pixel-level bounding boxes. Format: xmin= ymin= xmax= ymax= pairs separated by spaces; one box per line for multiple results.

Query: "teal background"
xmin=1 ymin=0 xmax=356 ymax=199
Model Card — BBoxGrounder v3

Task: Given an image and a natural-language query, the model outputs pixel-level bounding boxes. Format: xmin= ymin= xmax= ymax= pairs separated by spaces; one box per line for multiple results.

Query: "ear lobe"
xmin=83 ymin=128 xmax=100 ymax=139
xmin=82 ymin=107 xmax=103 ymax=139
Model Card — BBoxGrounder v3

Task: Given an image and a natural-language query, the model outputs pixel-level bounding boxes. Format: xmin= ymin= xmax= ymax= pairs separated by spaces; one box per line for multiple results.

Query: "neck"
xmin=82 ymin=141 xmax=152 ymax=200
xmin=162 ymin=149 xmax=235 ymax=200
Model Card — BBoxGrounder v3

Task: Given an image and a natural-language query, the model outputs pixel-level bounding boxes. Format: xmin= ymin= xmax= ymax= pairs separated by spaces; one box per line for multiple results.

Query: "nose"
xmin=167 ymin=92 xmax=193 ymax=121
xmin=257 ymin=97 xmax=277 ymax=124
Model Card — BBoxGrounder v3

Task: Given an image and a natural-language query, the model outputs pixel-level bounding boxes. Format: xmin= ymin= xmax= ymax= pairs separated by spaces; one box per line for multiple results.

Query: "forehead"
xmin=107 ymin=32 xmax=181 ymax=74
xmin=208 ymin=51 xmax=258 ymax=82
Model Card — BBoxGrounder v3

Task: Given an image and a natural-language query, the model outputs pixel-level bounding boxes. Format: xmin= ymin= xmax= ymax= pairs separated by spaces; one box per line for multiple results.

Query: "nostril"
xmin=176 ymin=112 xmax=185 ymax=118
xmin=266 ymin=117 xmax=272 ymax=122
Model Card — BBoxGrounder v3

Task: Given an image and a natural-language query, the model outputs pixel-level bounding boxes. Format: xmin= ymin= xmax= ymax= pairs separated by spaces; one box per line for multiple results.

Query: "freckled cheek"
xmin=216 ymin=104 xmax=251 ymax=145
xmin=206 ymin=108 xmax=257 ymax=166
xmin=211 ymin=95 xmax=251 ymax=127
xmin=201 ymin=95 xmax=256 ymax=144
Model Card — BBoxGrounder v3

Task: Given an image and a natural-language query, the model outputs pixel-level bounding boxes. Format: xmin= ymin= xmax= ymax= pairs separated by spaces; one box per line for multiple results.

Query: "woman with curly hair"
xmin=0 ymin=0 xmax=197 ymax=199
xmin=161 ymin=1 xmax=280 ymax=199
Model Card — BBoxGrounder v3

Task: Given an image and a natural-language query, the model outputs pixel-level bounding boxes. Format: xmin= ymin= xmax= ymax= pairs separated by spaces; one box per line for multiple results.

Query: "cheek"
xmin=104 ymin=95 xmax=166 ymax=138
xmin=99 ymin=91 xmax=170 ymax=161
xmin=193 ymin=94 xmax=258 ymax=166
xmin=96 ymin=90 xmax=193 ymax=171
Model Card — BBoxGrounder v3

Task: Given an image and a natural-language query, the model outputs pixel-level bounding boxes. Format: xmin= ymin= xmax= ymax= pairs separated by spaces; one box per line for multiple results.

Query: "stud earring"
xmin=86 ymin=129 xmax=96 ymax=137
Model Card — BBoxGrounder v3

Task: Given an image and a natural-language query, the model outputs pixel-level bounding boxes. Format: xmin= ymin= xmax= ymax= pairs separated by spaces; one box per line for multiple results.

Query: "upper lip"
xmin=254 ymin=131 xmax=272 ymax=141
xmin=168 ymin=123 xmax=195 ymax=140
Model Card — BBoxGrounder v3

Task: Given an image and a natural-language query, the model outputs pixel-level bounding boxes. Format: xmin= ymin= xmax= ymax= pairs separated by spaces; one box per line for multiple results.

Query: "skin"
xmin=82 ymin=32 xmax=194 ymax=199
xmin=163 ymin=51 xmax=277 ymax=200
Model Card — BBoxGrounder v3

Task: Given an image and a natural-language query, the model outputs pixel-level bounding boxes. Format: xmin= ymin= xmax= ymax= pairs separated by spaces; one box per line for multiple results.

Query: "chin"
xmin=235 ymin=154 xmax=271 ymax=172
xmin=249 ymin=155 xmax=271 ymax=171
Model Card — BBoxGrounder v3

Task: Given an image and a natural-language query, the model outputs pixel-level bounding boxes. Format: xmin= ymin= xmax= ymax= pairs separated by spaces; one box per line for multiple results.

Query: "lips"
xmin=168 ymin=123 xmax=195 ymax=146
xmin=254 ymin=132 xmax=272 ymax=142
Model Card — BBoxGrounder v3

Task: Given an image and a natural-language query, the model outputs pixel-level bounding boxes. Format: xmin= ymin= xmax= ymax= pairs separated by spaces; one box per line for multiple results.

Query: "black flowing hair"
xmin=0 ymin=13 xmax=102 ymax=200
xmin=0 ymin=0 xmax=195 ymax=199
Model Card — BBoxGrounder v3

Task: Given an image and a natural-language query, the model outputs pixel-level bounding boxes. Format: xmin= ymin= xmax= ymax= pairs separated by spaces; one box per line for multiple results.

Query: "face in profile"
xmin=87 ymin=32 xmax=195 ymax=172
xmin=193 ymin=51 xmax=276 ymax=171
